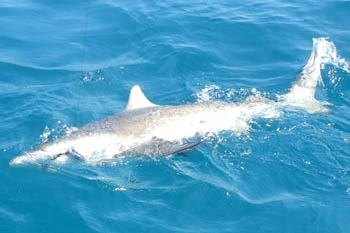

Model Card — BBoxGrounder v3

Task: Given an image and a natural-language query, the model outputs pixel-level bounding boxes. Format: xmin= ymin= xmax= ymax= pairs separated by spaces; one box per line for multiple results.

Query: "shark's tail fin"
xmin=280 ymin=38 xmax=348 ymax=113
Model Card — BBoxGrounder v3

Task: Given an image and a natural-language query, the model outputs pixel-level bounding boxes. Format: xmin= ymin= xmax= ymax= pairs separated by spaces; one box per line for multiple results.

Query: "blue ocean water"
xmin=1 ymin=0 xmax=350 ymax=232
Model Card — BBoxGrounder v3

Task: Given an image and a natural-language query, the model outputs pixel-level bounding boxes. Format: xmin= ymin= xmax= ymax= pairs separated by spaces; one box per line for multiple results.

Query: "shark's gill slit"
xmin=50 ymin=149 xmax=85 ymax=162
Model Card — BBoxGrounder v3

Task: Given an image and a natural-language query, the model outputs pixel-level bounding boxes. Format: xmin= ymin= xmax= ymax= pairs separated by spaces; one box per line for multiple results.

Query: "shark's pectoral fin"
xmin=69 ymin=149 xmax=85 ymax=161
xmin=130 ymin=137 xmax=201 ymax=156
xmin=167 ymin=141 xmax=202 ymax=155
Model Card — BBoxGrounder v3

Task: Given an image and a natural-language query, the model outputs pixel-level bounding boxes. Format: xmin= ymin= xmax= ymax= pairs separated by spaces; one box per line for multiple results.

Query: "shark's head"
xmin=9 ymin=141 xmax=73 ymax=167
xmin=10 ymin=150 xmax=50 ymax=167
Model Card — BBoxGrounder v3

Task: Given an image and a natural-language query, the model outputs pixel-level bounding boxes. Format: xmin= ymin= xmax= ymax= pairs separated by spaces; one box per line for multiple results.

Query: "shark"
xmin=10 ymin=38 xmax=335 ymax=167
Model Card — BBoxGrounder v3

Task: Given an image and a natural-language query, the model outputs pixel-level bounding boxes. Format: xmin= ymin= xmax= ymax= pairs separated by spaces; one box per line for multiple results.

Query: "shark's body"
xmin=11 ymin=92 xmax=277 ymax=165
xmin=10 ymin=38 xmax=335 ymax=166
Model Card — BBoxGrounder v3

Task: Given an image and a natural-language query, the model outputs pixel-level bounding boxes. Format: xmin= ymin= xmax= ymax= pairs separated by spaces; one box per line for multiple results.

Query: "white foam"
xmin=39 ymin=126 xmax=51 ymax=143
xmin=194 ymin=84 xmax=222 ymax=102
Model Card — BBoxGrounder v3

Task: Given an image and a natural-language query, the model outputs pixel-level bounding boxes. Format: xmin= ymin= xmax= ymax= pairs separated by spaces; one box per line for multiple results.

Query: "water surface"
xmin=1 ymin=1 xmax=350 ymax=232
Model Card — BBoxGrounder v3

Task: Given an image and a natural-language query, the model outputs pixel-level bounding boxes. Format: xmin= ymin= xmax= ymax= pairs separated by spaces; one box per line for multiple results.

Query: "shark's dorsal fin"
xmin=125 ymin=85 xmax=157 ymax=110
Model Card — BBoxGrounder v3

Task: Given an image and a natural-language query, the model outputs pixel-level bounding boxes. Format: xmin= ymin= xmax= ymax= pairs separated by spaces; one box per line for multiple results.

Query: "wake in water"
xmin=196 ymin=38 xmax=348 ymax=114
xmin=9 ymin=38 xmax=349 ymax=180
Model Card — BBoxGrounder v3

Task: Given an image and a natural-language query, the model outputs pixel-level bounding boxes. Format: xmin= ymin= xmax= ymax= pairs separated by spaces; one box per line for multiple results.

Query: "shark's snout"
xmin=9 ymin=149 xmax=57 ymax=166
xmin=9 ymin=152 xmax=34 ymax=166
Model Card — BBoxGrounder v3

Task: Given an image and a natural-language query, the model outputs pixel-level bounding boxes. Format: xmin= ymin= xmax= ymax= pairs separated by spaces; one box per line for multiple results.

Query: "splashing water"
xmin=197 ymin=38 xmax=349 ymax=115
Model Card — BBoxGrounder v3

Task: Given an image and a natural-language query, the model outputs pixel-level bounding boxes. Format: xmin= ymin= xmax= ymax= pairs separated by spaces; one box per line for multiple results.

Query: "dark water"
xmin=1 ymin=1 xmax=349 ymax=232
